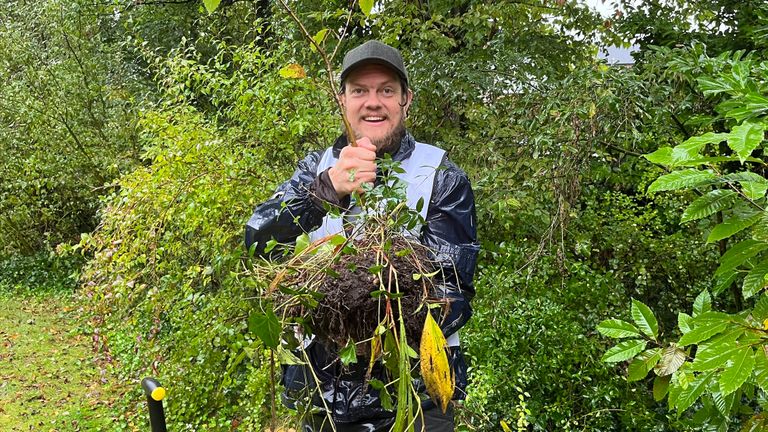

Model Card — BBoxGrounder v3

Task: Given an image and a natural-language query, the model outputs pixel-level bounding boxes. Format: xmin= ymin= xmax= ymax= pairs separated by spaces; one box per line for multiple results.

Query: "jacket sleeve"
xmin=245 ymin=151 xmax=331 ymax=255
xmin=421 ymin=158 xmax=479 ymax=336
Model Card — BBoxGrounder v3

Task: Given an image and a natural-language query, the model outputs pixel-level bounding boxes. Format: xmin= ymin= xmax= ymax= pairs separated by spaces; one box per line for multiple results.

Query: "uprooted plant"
xmin=248 ymin=155 xmax=456 ymax=431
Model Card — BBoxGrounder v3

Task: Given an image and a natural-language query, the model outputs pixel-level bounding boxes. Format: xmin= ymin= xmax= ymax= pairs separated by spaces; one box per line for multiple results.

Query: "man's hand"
xmin=328 ymin=137 xmax=377 ymax=199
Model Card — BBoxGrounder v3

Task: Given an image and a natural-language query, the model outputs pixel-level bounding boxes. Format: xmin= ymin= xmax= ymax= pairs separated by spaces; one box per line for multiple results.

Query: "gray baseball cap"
xmin=340 ymin=40 xmax=409 ymax=86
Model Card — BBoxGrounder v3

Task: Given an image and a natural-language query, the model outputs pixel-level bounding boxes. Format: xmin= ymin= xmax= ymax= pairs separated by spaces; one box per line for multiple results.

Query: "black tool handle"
xmin=141 ymin=377 xmax=167 ymax=432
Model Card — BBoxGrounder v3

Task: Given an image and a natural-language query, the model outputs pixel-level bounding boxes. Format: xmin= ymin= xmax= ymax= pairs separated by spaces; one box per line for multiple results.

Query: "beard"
xmin=371 ymin=119 xmax=407 ymax=157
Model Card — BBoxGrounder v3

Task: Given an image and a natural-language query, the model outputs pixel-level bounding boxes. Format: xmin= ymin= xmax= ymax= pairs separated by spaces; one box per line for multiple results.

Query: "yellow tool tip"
xmin=151 ymin=387 xmax=166 ymax=401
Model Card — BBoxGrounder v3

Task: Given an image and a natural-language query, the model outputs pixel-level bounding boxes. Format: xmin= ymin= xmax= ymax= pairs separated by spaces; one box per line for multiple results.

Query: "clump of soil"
xmin=281 ymin=234 xmax=437 ymax=351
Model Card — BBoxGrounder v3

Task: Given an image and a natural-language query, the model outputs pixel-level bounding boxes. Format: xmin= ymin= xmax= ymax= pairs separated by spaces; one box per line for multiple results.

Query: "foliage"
xmin=0 ymin=251 xmax=84 ymax=295
xmin=7 ymin=0 xmax=768 ymax=429
xmin=0 ymin=0 xmax=142 ymax=254
xmin=76 ymin=28 xmax=339 ymax=429
xmin=600 ymin=43 xmax=768 ymax=428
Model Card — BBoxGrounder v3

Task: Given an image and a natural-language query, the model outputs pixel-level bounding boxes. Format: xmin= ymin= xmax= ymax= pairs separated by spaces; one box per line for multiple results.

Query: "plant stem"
xmin=275 ymin=0 xmax=357 ymax=147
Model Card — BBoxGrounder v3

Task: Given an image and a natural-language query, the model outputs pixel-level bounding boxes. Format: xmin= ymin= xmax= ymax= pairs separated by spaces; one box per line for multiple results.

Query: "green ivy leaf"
xmin=248 ymin=308 xmax=281 ymax=349
xmin=294 ymin=233 xmax=310 ymax=255
xmin=727 ymin=122 xmax=765 ymax=164
xmin=655 ymin=344 xmax=687 ymax=376
xmin=647 ymin=169 xmax=716 ymax=193
xmin=707 ymin=211 xmax=762 ymax=243
xmin=601 ymin=339 xmax=647 ymax=363
xmin=681 ymin=189 xmax=737 ymax=223
xmin=742 ymin=259 xmax=768 ymax=299
xmin=693 ymin=290 xmax=711 ymax=316
xmin=719 ymin=346 xmax=755 ymax=396
xmin=715 ymin=239 xmax=768 ymax=276
xmin=628 ymin=348 xmax=662 ymax=382
xmin=202 ymin=0 xmax=222 ymax=13
xmin=597 ymin=319 xmax=641 ymax=339
xmin=339 ymin=339 xmax=358 ymax=365
xmin=631 ymin=299 xmax=659 ymax=340
xmin=674 ymin=371 xmax=715 ymax=413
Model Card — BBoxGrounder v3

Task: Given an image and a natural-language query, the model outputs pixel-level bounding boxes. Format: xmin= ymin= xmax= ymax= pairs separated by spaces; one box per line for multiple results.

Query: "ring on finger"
xmin=347 ymin=169 xmax=357 ymax=182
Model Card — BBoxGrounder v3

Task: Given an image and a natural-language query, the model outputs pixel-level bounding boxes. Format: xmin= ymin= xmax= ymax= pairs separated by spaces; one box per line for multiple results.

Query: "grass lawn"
xmin=0 ymin=292 xmax=136 ymax=431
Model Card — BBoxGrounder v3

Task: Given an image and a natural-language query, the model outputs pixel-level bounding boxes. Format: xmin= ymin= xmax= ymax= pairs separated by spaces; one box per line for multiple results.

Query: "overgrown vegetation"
xmin=2 ymin=0 xmax=768 ymax=430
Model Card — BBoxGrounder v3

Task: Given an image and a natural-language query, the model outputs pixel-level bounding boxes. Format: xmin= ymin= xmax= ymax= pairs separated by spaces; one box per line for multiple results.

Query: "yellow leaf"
xmin=279 ymin=64 xmax=306 ymax=79
xmin=419 ymin=312 xmax=454 ymax=413
xmin=500 ymin=420 xmax=513 ymax=432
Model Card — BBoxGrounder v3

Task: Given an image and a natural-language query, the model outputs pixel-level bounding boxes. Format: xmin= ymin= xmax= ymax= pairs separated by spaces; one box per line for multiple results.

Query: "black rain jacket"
xmin=244 ymin=132 xmax=479 ymax=423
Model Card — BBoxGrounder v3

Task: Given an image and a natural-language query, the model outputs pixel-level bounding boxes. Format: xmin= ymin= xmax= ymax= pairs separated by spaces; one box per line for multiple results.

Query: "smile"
xmin=363 ymin=116 xmax=386 ymax=122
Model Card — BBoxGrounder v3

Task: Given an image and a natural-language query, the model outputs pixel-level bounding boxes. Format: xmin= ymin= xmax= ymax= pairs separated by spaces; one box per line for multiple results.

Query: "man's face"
xmin=340 ymin=64 xmax=413 ymax=153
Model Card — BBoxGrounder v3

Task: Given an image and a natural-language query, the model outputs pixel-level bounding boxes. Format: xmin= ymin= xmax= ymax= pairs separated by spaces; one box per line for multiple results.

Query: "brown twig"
xmin=275 ymin=0 xmax=357 ymax=146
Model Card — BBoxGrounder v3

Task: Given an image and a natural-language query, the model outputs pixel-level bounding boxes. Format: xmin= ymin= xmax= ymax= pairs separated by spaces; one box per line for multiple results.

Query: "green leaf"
xmin=713 ymin=270 xmax=739 ymax=296
xmin=742 ymin=181 xmax=768 ymax=200
xmin=294 ymin=233 xmax=310 ymax=255
xmin=753 ymin=349 xmax=768 ymax=393
xmin=697 ymin=76 xmax=733 ymax=95
xmin=202 ymin=0 xmax=222 ymax=13
xmin=727 ymin=122 xmax=765 ymax=164
xmin=358 ymin=0 xmax=374 ymax=16
xmin=691 ymin=340 xmax=746 ymax=371
xmin=711 ymin=390 xmax=736 ymax=417
xmin=339 ymin=340 xmax=358 ymax=365
xmin=631 ymin=299 xmax=659 ymax=340
xmin=719 ymin=346 xmax=755 ymax=396
xmin=647 ymin=169 xmax=716 ymax=193
xmin=597 ymin=319 xmax=641 ymax=338
xmin=707 ymin=212 xmax=762 ymax=243
xmin=715 ymin=239 xmax=768 ymax=276
xmin=678 ymin=321 xmax=728 ymax=346
xmin=644 ymin=147 xmax=673 ymax=165
xmin=722 ymin=171 xmax=768 ymax=184
xmin=753 ymin=212 xmax=768 ymax=242
xmin=601 ymin=339 xmax=647 ymax=363
xmin=655 ymin=345 xmax=687 ymax=376
xmin=369 ymin=379 xmax=393 ymax=410
xmin=693 ymin=290 xmax=712 ymax=316
xmin=628 ymin=348 xmax=662 ymax=382
xmin=742 ymin=259 xmax=768 ymax=299
xmin=678 ymin=312 xmax=693 ymax=334
xmin=312 ymin=29 xmax=329 ymax=49
xmin=752 ymin=293 xmax=768 ymax=321
xmin=248 ymin=309 xmax=281 ymax=349
xmin=674 ymin=371 xmax=715 ymax=413
xmin=681 ymin=189 xmax=737 ymax=223
xmin=653 ymin=375 xmax=671 ymax=401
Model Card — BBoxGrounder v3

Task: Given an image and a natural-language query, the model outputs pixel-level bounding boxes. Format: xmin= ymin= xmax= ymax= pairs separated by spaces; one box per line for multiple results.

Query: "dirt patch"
xmin=279 ymin=235 xmax=438 ymax=351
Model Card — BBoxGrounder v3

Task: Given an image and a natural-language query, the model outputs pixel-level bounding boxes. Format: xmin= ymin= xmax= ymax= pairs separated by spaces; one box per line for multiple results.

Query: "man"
xmin=245 ymin=40 xmax=478 ymax=431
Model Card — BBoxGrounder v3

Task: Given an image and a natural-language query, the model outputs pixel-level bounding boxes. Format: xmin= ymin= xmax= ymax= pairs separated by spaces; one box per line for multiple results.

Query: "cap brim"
xmin=340 ymin=58 xmax=408 ymax=84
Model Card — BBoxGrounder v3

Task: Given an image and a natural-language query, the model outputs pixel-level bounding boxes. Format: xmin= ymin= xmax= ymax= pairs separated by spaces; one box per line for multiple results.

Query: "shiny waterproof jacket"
xmin=244 ymin=132 xmax=479 ymax=423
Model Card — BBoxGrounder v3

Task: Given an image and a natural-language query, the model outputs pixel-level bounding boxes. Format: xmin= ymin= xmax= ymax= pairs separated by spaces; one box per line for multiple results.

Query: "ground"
xmin=0 ymin=292 xmax=132 ymax=431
